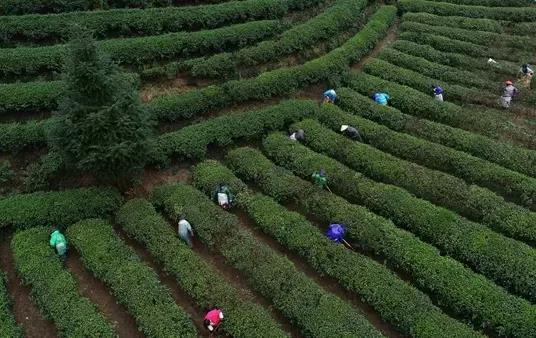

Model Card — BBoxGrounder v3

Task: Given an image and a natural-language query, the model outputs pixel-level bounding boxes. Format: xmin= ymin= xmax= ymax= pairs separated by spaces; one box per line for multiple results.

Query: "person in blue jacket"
xmin=373 ymin=92 xmax=390 ymax=105
xmin=431 ymin=84 xmax=444 ymax=102
xmin=322 ymin=89 xmax=337 ymax=104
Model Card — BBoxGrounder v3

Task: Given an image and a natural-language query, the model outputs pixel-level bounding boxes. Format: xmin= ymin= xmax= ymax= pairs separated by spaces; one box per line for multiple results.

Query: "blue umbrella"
xmin=326 ymin=224 xmax=346 ymax=243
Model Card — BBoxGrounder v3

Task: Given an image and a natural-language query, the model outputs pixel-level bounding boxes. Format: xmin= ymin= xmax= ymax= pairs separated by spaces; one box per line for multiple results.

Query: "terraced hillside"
xmin=0 ymin=0 xmax=535 ymax=337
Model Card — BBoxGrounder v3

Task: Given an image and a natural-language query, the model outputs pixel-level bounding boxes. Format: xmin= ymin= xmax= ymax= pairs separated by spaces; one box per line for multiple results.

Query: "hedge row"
xmin=336 ymin=88 xmax=536 ymax=206
xmin=0 ymin=272 xmax=22 ymax=337
xmin=148 ymin=6 xmax=397 ymax=121
xmin=400 ymin=21 xmax=536 ymax=60
xmin=346 ymin=72 xmax=535 ymax=149
xmin=424 ymin=0 xmax=533 ymax=6
xmin=151 ymin=183 xmax=383 ymax=337
xmin=182 ymin=0 xmax=367 ymax=79
xmin=0 ymin=119 xmax=48 ymax=153
xmin=274 ymin=123 xmax=536 ymax=299
xmin=399 ymin=0 xmax=536 ymax=21
xmin=11 ymin=227 xmax=114 ymax=337
xmin=67 ymin=219 xmax=198 ymax=337
xmin=377 ymin=47 xmax=493 ymax=90
xmin=0 ymin=187 xmax=122 ymax=229
xmin=0 ymin=0 xmax=299 ymax=46
xmin=0 ymin=19 xmax=283 ymax=79
xmin=403 ymin=12 xmax=503 ymax=33
xmin=511 ymin=22 xmax=536 ymax=36
xmin=116 ymin=199 xmax=288 ymax=338
xmin=192 ymin=160 xmax=481 ymax=337
xmin=224 ymin=146 xmax=536 ymax=338
xmin=0 ymin=81 xmax=62 ymax=114
xmin=317 ymin=103 xmax=536 ymax=234
xmin=0 ymin=0 xmax=236 ymax=15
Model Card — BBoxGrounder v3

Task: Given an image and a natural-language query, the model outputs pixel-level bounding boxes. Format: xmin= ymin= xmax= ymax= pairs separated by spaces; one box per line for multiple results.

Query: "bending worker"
xmin=323 ymin=89 xmax=337 ymax=104
xmin=312 ymin=169 xmax=328 ymax=189
xmin=373 ymin=92 xmax=390 ymax=105
xmin=178 ymin=215 xmax=194 ymax=248
xmin=49 ymin=228 xmax=68 ymax=261
xmin=431 ymin=84 xmax=444 ymax=102
xmin=204 ymin=308 xmax=224 ymax=333
xmin=289 ymin=129 xmax=305 ymax=141
xmin=340 ymin=125 xmax=363 ymax=142
xmin=519 ymin=63 xmax=534 ymax=88
xmin=500 ymin=80 xmax=518 ymax=109
xmin=214 ymin=183 xmax=234 ymax=210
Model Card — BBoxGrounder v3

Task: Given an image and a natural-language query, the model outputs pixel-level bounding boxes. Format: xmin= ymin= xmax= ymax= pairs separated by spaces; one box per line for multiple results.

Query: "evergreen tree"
xmin=47 ymin=27 xmax=152 ymax=184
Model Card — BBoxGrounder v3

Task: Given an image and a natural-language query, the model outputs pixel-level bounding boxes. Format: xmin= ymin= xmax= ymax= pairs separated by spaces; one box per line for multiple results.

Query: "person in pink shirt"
xmin=203 ymin=308 xmax=224 ymax=333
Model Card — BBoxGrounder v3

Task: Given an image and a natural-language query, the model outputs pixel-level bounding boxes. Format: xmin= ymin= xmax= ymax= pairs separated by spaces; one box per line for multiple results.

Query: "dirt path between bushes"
xmin=65 ymin=251 xmax=142 ymax=338
xmin=0 ymin=237 xmax=57 ymax=338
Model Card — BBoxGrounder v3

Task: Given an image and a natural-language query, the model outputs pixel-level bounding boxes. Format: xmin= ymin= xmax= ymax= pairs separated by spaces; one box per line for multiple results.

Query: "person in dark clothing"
xmin=340 ymin=125 xmax=363 ymax=142
xmin=289 ymin=129 xmax=305 ymax=141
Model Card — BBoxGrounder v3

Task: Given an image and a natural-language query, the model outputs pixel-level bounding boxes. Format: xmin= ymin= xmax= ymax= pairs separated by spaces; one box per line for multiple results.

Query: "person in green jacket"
xmin=49 ymin=228 xmax=68 ymax=261
xmin=312 ymin=169 xmax=328 ymax=189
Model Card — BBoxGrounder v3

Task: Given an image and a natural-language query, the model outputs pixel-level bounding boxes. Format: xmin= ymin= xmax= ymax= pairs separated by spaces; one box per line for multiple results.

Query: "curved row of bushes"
xmin=425 ymin=0 xmax=533 ymax=5
xmin=0 ymin=187 xmax=122 ymax=229
xmin=116 ymin=199 xmax=288 ymax=338
xmin=0 ymin=272 xmax=22 ymax=337
xmin=11 ymin=227 xmax=115 ymax=337
xmin=0 ymin=0 xmax=235 ymax=16
xmin=224 ymin=146 xmax=536 ymax=338
xmin=0 ymin=80 xmax=62 ymax=114
xmin=336 ymin=88 xmax=536 ymax=206
xmin=0 ymin=119 xmax=48 ymax=153
xmin=181 ymin=0 xmax=367 ymax=79
xmin=149 ymin=5 xmax=397 ymax=121
xmin=399 ymin=0 xmax=536 ymax=21
xmin=0 ymin=0 xmax=303 ymax=46
xmin=403 ymin=12 xmax=504 ymax=33
xmin=67 ymin=219 xmax=198 ymax=337
xmin=346 ymin=72 xmax=535 ymax=151
xmin=192 ymin=160 xmax=481 ymax=337
xmin=268 ymin=124 xmax=536 ymax=300
xmin=317 ymin=102 xmax=536 ymax=234
xmin=0 ymin=19 xmax=284 ymax=80
xmin=151 ymin=183 xmax=383 ymax=338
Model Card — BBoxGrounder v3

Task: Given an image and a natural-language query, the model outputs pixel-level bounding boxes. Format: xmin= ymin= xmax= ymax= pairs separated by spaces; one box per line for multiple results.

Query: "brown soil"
xmin=140 ymin=73 xmax=215 ymax=103
xmin=231 ymin=209 xmax=402 ymax=338
xmin=126 ymin=164 xmax=192 ymax=199
xmin=352 ymin=18 xmax=400 ymax=72
xmin=113 ymin=227 xmax=211 ymax=336
xmin=0 ymin=237 xmax=57 ymax=338
xmin=65 ymin=251 xmax=142 ymax=338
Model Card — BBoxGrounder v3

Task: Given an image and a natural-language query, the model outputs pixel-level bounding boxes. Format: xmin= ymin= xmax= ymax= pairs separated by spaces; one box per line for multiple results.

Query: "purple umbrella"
xmin=326 ymin=224 xmax=346 ymax=243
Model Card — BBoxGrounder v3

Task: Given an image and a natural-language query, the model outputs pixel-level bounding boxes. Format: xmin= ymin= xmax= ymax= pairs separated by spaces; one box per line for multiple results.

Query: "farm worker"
xmin=49 ymin=228 xmax=68 ymax=261
xmin=312 ymin=169 xmax=327 ymax=189
xmin=178 ymin=215 xmax=194 ymax=247
xmin=487 ymin=58 xmax=498 ymax=65
xmin=289 ymin=129 xmax=305 ymax=141
xmin=214 ymin=183 xmax=234 ymax=210
xmin=325 ymin=223 xmax=346 ymax=243
xmin=204 ymin=308 xmax=224 ymax=333
xmin=373 ymin=92 xmax=390 ymax=105
xmin=323 ymin=89 xmax=337 ymax=104
xmin=431 ymin=85 xmax=444 ymax=102
xmin=340 ymin=125 xmax=363 ymax=142
xmin=518 ymin=64 xmax=534 ymax=88
xmin=499 ymin=80 xmax=518 ymax=109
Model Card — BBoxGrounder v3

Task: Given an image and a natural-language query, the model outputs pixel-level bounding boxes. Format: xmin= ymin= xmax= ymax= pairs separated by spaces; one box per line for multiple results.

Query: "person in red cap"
xmin=204 ymin=308 xmax=224 ymax=333
xmin=499 ymin=80 xmax=518 ymax=109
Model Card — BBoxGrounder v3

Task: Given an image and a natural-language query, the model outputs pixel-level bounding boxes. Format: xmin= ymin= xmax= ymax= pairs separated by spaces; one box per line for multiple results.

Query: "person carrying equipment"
xmin=178 ymin=215 xmax=194 ymax=247
xmin=289 ymin=129 xmax=305 ymax=141
xmin=322 ymin=89 xmax=337 ymax=104
xmin=519 ymin=64 xmax=534 ymax=88
xmin=204 ymin=308 xmax=224 ymax=333
xmin=499 ymin=80 xmax=518 ymax=109
xmin=340 ymin=125 xmax=363 ymax=142
xmin=312 ymin=169 xmax=328 ymax=189
xmin=326 ymin=223 xmax=353 ymax=249
xmin=49 ymin=228 xmax=68 ymax=261
xmin=214 ymin=183 xmax=234 ymax=210
xmin=373 ymin=92 xmax=390 ymax=105
xmin=431 ymin=85 xmax=444 ymax=102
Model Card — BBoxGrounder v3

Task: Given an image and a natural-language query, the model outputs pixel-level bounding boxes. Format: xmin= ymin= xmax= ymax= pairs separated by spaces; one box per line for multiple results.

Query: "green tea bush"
xmin=192 ymin=160 xmax=481 ymax=338
xmin=0 ymin=81 xmax=63 ymax=114
xmin=335 ymin=88 xmax=536 ymax=204
xmin=0 ymin=119 xmax=48 ymax=153
xmin=0 ymin=273 xmax=21 ymax=337
xmin=116 ymin=199 xmax=288 ymax=338
xmin=425 ymin=0 xmax=533 ymax=5
xmin=11 ymin=227 xmax=114 ymax=337
xmin=0 ymin=0 xmax=294 ymax=45
xmin=226 ymin=146 xmax=536 ymax=337
xmin=0 ymin=187 xmax=122 ymax=229
xmin=67 ymin=219 xmax=198 ymax=337
xmin=151 ymin=183 xmax=383 ymax=337
xmin=403 ymin=12 xmax=503 ymax=33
